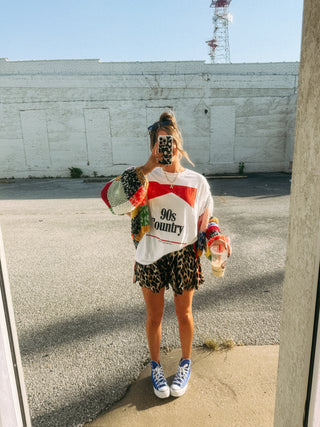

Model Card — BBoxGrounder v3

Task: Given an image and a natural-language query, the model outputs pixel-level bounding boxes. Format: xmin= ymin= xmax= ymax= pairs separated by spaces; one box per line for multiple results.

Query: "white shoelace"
xmin=173 ymin=364 xmax=189 ymax=386
xmin=153 ymin=366 xmax=167 ymax=387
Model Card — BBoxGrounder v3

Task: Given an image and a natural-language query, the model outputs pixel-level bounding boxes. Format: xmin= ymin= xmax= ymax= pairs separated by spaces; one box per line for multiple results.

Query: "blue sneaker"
xmin=170 ymin=359 xmax=191 ymax=397
xmin=150 ymin=361 xmax=170 ymax=398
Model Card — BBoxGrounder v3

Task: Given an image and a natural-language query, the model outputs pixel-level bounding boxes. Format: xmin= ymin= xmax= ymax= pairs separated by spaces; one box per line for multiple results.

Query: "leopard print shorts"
xmin=134 ymin=243 xmax=204 ymax=296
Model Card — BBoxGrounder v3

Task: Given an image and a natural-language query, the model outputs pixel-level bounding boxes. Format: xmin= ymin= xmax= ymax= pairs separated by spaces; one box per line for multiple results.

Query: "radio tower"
xmin=206 ymin=0 xmax=233 ymax=63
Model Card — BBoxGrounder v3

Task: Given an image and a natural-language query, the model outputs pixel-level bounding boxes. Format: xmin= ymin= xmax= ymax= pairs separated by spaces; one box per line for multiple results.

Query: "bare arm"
xmin=141 ymin=142 xmax=162 ymax=175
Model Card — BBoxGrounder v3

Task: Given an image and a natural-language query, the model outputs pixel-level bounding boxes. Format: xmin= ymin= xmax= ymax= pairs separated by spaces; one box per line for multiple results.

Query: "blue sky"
xmin=1 ymin=0 xmax=304 ymax=63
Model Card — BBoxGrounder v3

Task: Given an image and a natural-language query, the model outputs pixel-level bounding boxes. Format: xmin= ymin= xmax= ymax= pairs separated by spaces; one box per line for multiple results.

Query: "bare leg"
xmin=174 ymin=289 xmax=195 ymax=359
xmin=142 ymin=287 xmax=165 ymax=362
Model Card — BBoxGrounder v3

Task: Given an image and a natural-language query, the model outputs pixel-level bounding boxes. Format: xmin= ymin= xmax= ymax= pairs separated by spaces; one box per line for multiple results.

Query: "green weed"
xmin=203 ymin=338 xmax=236 ymax=351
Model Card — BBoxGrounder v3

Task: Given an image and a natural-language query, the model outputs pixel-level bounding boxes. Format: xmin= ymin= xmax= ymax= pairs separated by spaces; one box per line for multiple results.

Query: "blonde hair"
xmin=149 ymin=111 xmax=194 ymax=166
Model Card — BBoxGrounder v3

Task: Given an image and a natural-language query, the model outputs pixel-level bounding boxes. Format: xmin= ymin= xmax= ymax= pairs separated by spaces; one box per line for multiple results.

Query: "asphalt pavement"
xmin=0 ymin=173 xmax=291 ymax=426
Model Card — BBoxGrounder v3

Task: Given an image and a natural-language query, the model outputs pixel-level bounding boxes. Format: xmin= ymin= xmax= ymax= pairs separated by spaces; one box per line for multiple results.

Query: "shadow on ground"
xmin=0 ymin=173 xmax=291 ymax=200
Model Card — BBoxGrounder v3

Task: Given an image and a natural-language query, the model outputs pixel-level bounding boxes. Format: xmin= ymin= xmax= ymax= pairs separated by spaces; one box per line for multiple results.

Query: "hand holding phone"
xmin=158 ymin=135 xmax=173 ymax=165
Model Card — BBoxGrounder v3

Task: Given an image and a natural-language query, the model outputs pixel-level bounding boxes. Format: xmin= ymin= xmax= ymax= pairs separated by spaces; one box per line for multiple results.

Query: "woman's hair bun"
xmin=159 ymin=111 xmax=176 ymax=125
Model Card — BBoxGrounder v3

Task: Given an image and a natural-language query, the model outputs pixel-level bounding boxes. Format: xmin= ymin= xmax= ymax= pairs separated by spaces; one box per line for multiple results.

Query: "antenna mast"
xmin=206 ymin=0 xmax=233 ymax=63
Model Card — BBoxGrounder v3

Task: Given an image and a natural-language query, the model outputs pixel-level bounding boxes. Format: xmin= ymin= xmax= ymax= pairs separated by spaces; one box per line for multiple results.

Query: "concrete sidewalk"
xmin=87 ymin=345 xmax=279 ymax=427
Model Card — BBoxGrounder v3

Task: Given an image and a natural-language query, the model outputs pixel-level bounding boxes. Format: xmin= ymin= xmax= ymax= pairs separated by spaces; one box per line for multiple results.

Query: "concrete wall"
xmin=274 ymin=0 xmax=320 ymax=425
xmin=0 ymin=59 xmax=299 ymax=178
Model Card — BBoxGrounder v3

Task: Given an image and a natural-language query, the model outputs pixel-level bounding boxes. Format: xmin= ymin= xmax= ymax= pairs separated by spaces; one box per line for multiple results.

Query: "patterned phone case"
xmin=158 ymin=135 xmax=173 ymax=165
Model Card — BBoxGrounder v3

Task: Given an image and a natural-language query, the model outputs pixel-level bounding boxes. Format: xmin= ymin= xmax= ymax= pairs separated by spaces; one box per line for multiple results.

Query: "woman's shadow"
xmin=111 ymin=369 xmax=177 ymax=412
xmin=106 ymin=349 xmax=191 ymax=415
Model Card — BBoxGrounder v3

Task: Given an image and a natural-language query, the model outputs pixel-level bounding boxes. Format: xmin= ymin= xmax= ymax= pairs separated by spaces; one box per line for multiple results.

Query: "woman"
xmin=101 ymin=111 xmax=230 ymax=398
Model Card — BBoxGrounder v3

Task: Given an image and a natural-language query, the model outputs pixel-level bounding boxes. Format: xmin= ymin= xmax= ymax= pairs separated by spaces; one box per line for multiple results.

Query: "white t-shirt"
xmin=135 ymin=167 xmax=213 ymax=265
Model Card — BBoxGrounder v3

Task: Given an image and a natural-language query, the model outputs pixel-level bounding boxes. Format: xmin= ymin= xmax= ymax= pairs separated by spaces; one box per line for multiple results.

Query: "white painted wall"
xmin=0 ymin=58 xmax=299 ymax=178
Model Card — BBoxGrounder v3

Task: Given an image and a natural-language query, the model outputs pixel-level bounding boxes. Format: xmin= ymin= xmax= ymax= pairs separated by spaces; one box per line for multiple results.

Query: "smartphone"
xmin=158 ymin=135 xmax=173 ymax=165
